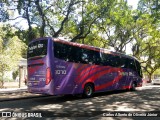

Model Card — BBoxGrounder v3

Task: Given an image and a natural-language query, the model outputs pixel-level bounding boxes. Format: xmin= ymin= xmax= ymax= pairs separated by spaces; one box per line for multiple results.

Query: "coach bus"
xmin=27 ymin=37 xmax=142 ymax=97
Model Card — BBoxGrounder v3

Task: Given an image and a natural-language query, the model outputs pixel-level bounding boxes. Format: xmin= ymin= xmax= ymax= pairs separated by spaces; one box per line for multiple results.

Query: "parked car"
xmin=152 ymin=78 xmax=160 ymax=85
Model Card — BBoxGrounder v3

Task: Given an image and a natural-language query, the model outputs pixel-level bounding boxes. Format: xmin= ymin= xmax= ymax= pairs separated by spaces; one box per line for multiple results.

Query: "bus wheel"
xmin=131 ymin=82 xmax=136 ymax=91
xmin=83 ymin=83 xmax=94 ymax=98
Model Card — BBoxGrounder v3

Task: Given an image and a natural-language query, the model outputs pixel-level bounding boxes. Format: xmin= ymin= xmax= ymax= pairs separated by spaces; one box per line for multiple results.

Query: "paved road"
xmin=0 ymin=85 xmax=160 ymax=120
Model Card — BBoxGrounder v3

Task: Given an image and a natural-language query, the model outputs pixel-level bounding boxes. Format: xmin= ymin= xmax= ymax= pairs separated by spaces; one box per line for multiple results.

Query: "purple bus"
xmin=27 ymin=37 xmax=142 ymax=97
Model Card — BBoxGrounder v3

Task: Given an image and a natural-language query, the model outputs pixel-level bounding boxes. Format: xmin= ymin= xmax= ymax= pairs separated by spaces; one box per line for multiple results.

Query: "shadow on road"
xmin=1 ymin=86 xmax=160 ymax=119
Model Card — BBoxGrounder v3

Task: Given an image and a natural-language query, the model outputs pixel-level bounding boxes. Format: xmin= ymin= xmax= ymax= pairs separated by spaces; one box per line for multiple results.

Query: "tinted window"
xmin=27 ymin=40 xmax=48 ymax=59
xmin=80 ymin=49 xmax=101 ymax=65
xmin=54 ymin=42 xmax=101 ymax=65
xmin=54 ymin=42 xmax=140 ymax=73
xmin=54 ymin=42 xmax=71 ymax=61
xmin=101 ymin=53 xmax=113 ymax=66
xmin=135 ymin=60 xmax=142 ymax=77
xmin=125 ymin=58 xmax=137 ymax=72
xmin=101 ymin=53 xmax=125 ymax=67
xmin=69 ymin=46 xmax=82 ymax=63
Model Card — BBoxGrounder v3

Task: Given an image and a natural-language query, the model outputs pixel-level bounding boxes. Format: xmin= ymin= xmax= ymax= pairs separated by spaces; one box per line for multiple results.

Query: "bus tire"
xmin=131 ymin=82 xmax=136 ymax=91
xmin=83 ymin=83 xmax=94 ymax=98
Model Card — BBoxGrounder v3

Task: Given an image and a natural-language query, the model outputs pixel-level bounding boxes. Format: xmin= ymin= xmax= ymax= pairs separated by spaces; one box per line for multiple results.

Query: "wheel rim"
xmin=86 ymin=86 xmax=92 ymax=96
xmin=132 ymin=83 xmax=136 ymax=90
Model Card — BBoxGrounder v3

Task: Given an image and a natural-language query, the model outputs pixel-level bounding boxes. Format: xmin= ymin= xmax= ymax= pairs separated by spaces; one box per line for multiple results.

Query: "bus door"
xmin=125 ymin=58 xmax=137 ymax=89
xmin=111 ymin=69 xmax=126 ymax=90
xmin=112 ymin=56 xmax=128 ymax=90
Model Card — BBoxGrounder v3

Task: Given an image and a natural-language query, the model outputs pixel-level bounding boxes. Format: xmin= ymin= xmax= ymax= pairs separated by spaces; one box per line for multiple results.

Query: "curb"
xmin=0 ymin=88 xmax=27 ymax=94
xmin=0 ymin=88 xmax=49 ymax=102
xmin=0 ymin=94 xmax=49 ymax=102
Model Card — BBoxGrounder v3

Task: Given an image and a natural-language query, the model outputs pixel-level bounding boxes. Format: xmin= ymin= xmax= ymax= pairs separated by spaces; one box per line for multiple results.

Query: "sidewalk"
xmin=0 ymin=87 xmax=27 ymax=94
xmin=0 ymin=87 xmax=44 ymax=102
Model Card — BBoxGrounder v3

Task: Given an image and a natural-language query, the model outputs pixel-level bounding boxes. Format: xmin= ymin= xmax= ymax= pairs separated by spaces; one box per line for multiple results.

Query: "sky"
xmin=127 ymin=0 xmax=139 ymax=9
xmin=125 ymin=0 xmax=140 ymax=54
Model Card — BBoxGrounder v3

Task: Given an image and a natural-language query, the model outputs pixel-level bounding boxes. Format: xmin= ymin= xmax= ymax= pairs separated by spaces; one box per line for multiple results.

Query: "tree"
xmin=0 ymin=1 xmax=9 ymax=22
xmin=131 ymin=13 xmax=160 ymax=82
xmin=140 ymin=30 xmax=160 ymax=82
xmin=95 ymin=0 xmax=135 ymax=52
xmin=2 ymin=0 xmax=117 ymax=44
xmin=5 ymin=0 xmax=85 ymax=42
xmin=138 ymin=0 xmax=160 ymax=23
xmin=130 ymin=0 xmax=160 ymax=81
xmin=0 ymin=25 xmax=26 ymax=88
xmin=62 ymin=0 xmax=117 ymax=46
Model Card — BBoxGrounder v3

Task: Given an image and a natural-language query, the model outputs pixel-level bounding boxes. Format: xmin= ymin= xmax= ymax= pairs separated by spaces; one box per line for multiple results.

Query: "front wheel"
xmin=83 ymin=84 xmax=94 ymax=98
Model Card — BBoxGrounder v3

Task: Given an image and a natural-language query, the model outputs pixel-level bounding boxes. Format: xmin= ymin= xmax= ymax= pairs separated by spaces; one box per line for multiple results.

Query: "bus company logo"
xmin=56 ymin=65 xmax=66 ymax=69
xmin=1 ymin=112 xmax=11 ymax=117
xmin=38 ymin=44 xmax=43 ymax=48
xmin=28 ymin=44 xmax=43 ymax=51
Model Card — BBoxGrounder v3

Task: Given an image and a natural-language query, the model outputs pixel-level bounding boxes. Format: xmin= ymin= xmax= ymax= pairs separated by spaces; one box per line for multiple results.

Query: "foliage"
xmin=96 ymin=0 xmax=135 ymax=52
xmin=12 ymin=70 xmax=19 ymax=80
xmin=2 ymin=0 xmax=117 ymax=43
xmin=0 ymin=24 xmax=26 ymax=88
xmin=131 ymin=11 xmax=160 ymax=82
xmin=138 ymin=0 xmax=160 ymax=23
xmin=0 ymin=0 xmax=159 ymax=81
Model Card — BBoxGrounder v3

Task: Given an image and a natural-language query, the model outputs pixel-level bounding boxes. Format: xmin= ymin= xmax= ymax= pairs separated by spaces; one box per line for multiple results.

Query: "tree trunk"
xmin=148 ymin=73 xmax=152 ymax=83
xmin=0 ymin=72 xmax=4 ymax=88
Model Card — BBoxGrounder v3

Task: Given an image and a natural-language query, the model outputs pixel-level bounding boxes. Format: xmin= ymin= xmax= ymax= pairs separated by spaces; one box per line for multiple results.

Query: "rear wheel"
xmin=130 ymin=82 xmax=136 ymax=91
xmin=83 ymin=83 xmax=94 ymax=98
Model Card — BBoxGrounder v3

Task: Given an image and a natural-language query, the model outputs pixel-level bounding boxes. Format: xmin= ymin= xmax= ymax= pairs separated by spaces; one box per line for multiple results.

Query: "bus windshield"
xmin=27 ymin=40 xmax=48 ymax=59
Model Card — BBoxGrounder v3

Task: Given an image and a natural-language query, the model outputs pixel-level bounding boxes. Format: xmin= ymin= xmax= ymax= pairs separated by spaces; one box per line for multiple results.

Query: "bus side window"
xmin=118 ymin=56 xmax=126 ymax=68
xmin=54 ymin=42 xmax=61 ymax=59
xmin=81 ymin=49 xmax=90 ymax=64
xmin=69 ymin=46 xmax=82 ymax=63
xmin=82 ymin=52 xmax=89 ymax=63
xmin=112 ymin=56 xmax=120 ymax=67
xmin=126 ymin=58 xmax=137 ymax=72
xmin=81 ymin=49 xmax=101 ymax=65
xmin=135 ymin=60 xmax=143 ymax=77
xmin=92 ymin=51 xmax=101 ymax=65
xmin=101 ymin=53 xmax=114 ymax=66
xmin=54 ymin=42 xmax=71 ymax=61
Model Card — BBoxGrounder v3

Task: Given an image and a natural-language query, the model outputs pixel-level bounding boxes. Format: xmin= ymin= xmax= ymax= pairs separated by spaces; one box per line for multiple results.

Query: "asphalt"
xmin=0 ymin=83 xmax=153 ymax=102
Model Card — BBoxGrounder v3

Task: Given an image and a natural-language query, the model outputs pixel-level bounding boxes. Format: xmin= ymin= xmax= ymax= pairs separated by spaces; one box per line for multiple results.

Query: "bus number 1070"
xmin=55 ymin=70 xmax=66 ymax=75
